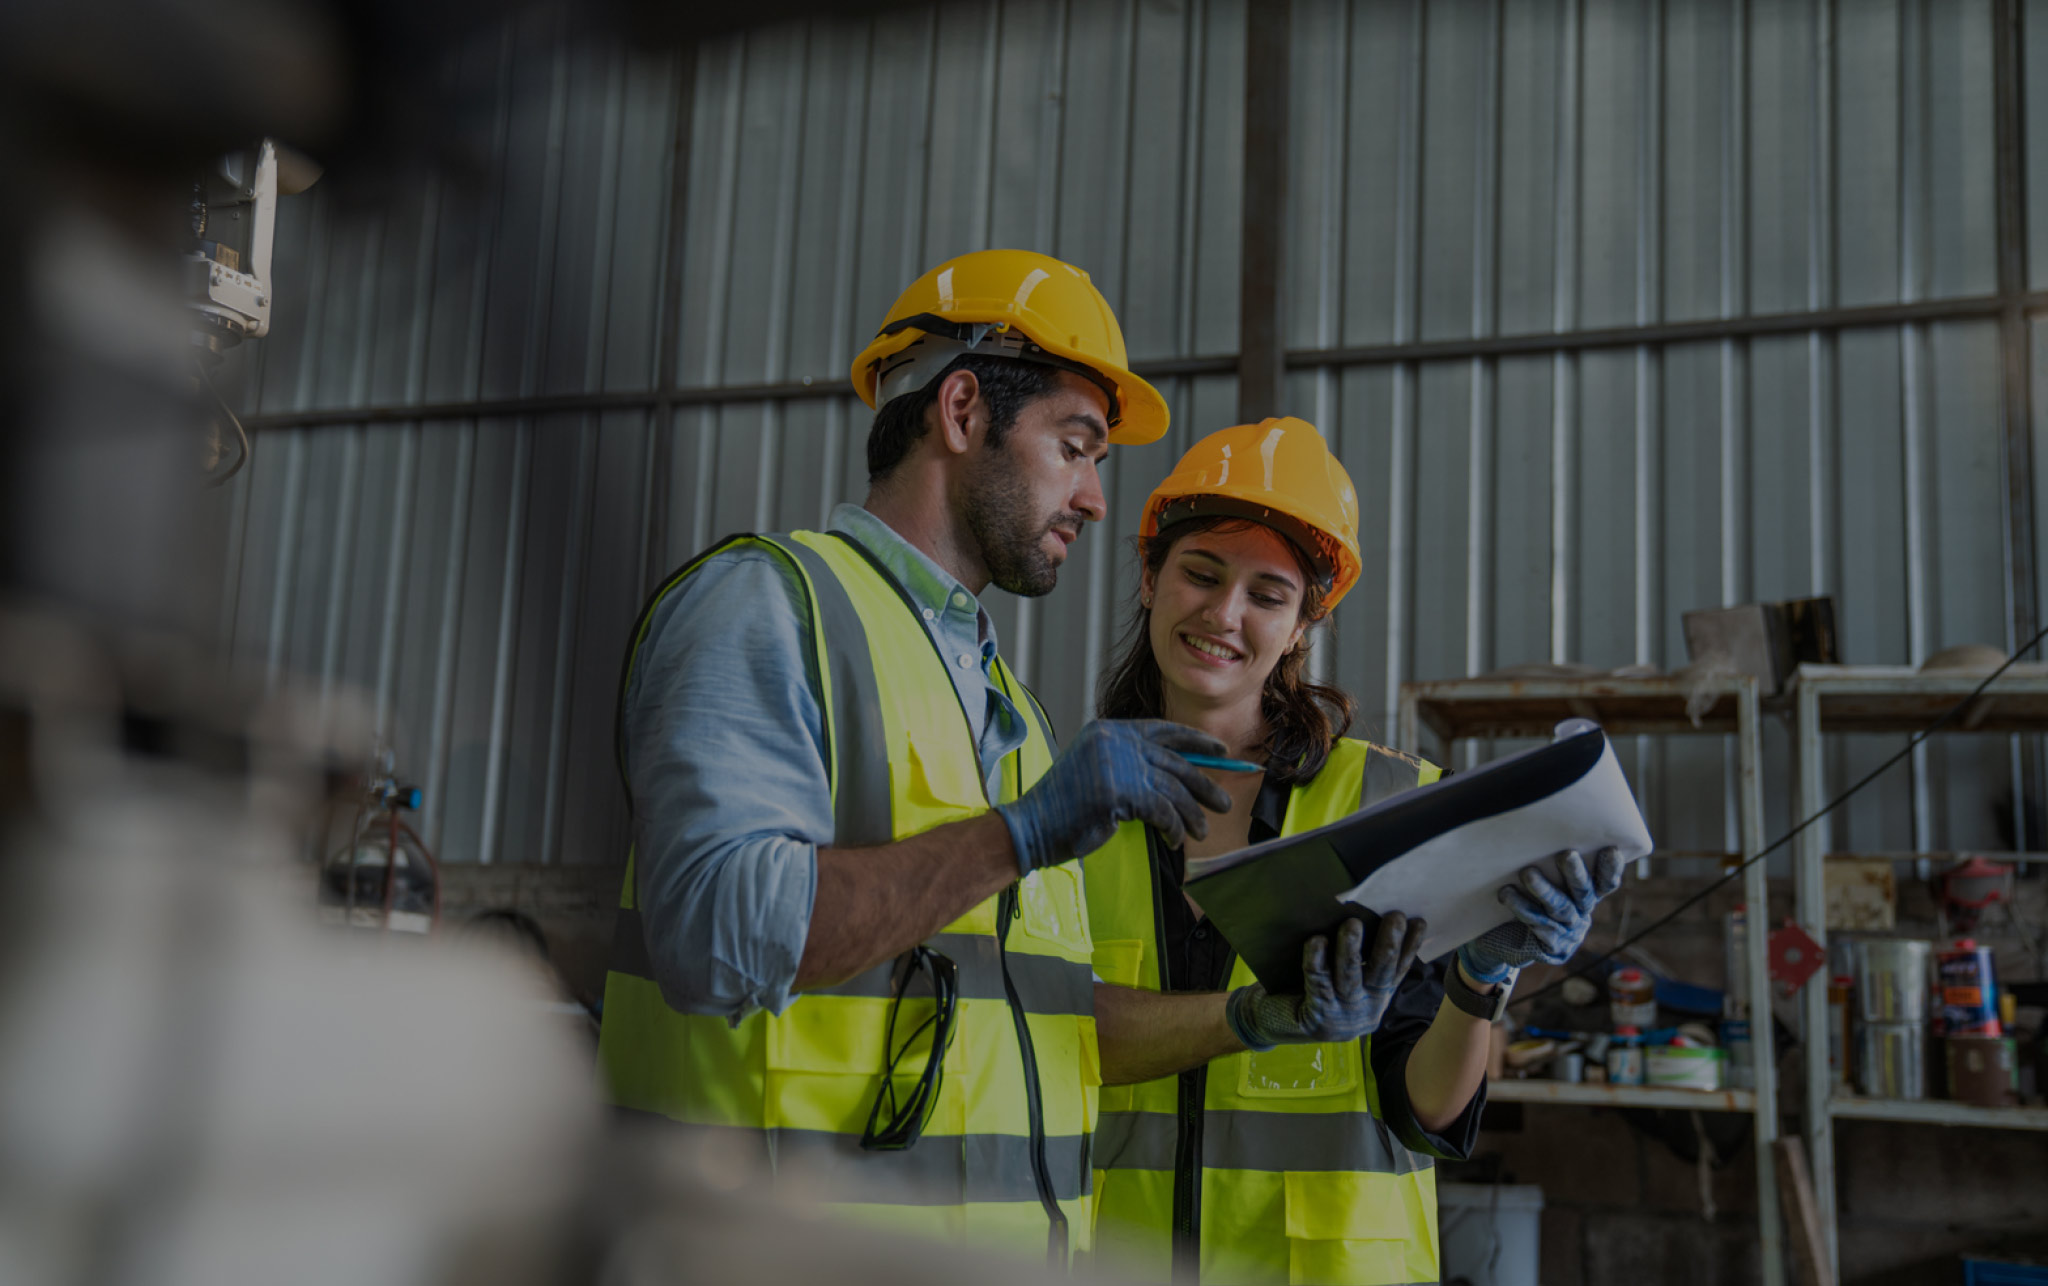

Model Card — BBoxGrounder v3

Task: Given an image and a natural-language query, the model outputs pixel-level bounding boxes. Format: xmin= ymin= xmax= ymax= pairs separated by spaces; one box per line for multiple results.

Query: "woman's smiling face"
xmin=1143 ymin=521 xmax=1310 ymax=710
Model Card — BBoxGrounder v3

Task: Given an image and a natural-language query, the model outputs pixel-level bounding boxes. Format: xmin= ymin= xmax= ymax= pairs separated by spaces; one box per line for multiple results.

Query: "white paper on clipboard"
xmin=1338 ymin=731 xmax=1654 ymax=961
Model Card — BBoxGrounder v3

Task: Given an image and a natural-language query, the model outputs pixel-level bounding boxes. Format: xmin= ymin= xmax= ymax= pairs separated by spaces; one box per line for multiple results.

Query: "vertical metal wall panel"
xmin=1836 ymin=0 xmax=1905 ymax=306
xmin=1748 ymin=0 xmax=1818 ymax=315
xmin=2026 ymin=0 xmax=2048 ymax=288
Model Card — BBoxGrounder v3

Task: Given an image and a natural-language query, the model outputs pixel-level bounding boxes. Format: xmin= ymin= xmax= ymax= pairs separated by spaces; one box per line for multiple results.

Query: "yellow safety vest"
xmin=1084 ymin=739 xmax=1444 ymax=1286
xmin=595 ymin=530 xmax=1099 ymax=1265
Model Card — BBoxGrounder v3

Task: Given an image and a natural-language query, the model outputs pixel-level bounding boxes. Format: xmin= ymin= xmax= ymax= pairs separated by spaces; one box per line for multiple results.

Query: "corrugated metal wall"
xmin=216 ymin=0 xmax=2048 ymax=868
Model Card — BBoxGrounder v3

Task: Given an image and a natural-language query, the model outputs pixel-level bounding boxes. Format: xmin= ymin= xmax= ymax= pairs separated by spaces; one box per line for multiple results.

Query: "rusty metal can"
xmin=1945 ymin=1034 xmax=2018 ymax=1107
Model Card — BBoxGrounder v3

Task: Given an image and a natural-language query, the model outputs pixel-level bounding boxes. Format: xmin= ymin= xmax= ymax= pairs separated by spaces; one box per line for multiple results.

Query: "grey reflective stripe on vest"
xmin=761 ymin=534 xmax=896 ymax=847
xmin=1360 ymin=745 xmax=1427 ymax=810
xmin=802 ymin=931 xmax=1094 ymax=1015
xmin=1093 ymin=1109 xmax=1427 ymax=1176
xmin=615 ymin=1114 xmax=1094 ymax=1205
xmin=607 ymin=915 xmax=1093 ymax=1014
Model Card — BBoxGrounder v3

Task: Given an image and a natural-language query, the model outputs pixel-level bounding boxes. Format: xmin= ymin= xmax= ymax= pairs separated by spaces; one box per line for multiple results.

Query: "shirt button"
xmin=1193 ymin=925 xmax=1209 ymax=940
xmin=951 ymin=592 xmax=970 ymax=609
xmin=921 ymin=608 xmax=935 ymax=621
xmin=957 ymin=652 xmax=974 ymax=669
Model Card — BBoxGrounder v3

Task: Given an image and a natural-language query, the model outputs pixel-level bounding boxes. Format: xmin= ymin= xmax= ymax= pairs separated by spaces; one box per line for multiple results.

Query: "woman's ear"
xmin=1139 ymin=564 xmax=1156 ymax=610
xmin=1288 ymin=621 xmax=1308 ymax=654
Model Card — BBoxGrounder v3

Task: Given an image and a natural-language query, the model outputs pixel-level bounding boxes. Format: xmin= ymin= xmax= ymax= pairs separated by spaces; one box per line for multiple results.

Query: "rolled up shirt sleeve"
xmin=1366 ymin=956 xmax=1488 ymax=1161
xmin=624 ymin=549 xmax=830 ymax=1021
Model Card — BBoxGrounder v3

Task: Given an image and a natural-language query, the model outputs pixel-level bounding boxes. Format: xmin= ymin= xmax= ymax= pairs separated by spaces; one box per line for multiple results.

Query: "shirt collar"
xmin=828 ymin=503 xmax=995 ymax=643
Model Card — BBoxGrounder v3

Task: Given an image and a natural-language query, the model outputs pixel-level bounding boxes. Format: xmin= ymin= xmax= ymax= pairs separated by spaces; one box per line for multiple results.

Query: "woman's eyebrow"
xmin=1179 ymin=547 xmax=1300 ymax=591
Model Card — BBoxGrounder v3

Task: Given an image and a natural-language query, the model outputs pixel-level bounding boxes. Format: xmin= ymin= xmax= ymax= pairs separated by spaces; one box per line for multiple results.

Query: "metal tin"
xmin=1945 ymin=1034 xmax=2019 ymax=1107
xmin=1935 ymin=940 xmax=2000 ymax=1035
xmin=1856 ymin=1021 xmax=1927 ymax=1100
xmin=1552 ymin=1051 xmax=1585 ymax=1083
xmin=1852 ymin=939 xmax=1932 ymax=1023
xmin=1606 ymin=1042 xmax=1645 ymax=1086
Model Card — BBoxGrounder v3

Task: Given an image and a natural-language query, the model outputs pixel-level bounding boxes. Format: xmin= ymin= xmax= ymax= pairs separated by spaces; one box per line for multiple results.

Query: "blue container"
xmin=1963 ymin=1257 xmax=2048 ymax=1286
xmin=1938 ymin=940 xmax=2000 ymax=1035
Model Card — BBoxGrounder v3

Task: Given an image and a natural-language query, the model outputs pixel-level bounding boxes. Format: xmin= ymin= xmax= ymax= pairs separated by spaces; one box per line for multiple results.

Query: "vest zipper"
xmin=1172 ymin=1063 xmax=1206 ymax=1284
xmin=997 ymin=883 xmax=1069 ymax=1269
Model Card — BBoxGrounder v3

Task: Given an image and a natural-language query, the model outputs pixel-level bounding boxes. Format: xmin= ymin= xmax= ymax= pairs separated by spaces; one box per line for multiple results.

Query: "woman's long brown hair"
xmin=1096 ymin=515 xmax=1355 ymax=788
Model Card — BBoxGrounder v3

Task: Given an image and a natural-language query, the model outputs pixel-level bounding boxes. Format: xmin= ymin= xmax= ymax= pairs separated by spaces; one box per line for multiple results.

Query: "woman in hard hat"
xmin=1083 ymin=417 xmax=1622 ymax=1285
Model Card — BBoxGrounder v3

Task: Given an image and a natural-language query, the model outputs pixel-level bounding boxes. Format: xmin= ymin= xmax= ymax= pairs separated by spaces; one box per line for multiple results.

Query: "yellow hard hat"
xmin=1140 ymin=417 xmax=1363 ymax=609
xmin=849 ymin=249 xmax=1169 ymax=445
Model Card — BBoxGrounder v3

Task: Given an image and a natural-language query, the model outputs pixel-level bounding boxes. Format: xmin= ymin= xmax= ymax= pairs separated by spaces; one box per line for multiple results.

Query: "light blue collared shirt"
xmin=622 ymin=504 xmax=1029 ymax=1020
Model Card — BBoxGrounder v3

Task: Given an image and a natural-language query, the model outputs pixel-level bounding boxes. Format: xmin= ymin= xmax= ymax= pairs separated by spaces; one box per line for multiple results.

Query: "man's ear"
xmin=931 ymin=368 xmax=983 ymax=457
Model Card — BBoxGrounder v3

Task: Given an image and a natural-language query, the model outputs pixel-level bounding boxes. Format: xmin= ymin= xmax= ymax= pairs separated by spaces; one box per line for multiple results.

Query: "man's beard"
xmin=962 ymin=454 xmax=1073 ymax=598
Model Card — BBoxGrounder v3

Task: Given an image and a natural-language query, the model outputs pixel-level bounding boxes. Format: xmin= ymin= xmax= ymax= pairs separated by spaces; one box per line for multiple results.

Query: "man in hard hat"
xmin=597 ymin=249 xmax=1240 ymax=1268
xmin=597 ymin=250 xmax=1427 ymax=1269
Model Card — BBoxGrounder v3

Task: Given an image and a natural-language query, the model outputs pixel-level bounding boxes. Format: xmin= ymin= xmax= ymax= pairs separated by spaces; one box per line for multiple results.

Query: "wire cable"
xmin=1508 ymin=622 xmax=2048 ymax=1011
xmin=198 ymin=361 xmax=250 ymax=488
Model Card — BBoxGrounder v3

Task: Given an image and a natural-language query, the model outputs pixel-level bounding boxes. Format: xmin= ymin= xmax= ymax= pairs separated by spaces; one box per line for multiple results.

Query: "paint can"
xmin=1852 ymin=939 xmax=1931 ymax=1023
xmin=1609 ymin=966 xmax=1657 ymax=1030
xmin=1606 ymin=1026 xmax=1645 ymax=1086
xmin=1935 ymin=939 xmax=2000 ymax=1035
xmin=1552 ymin=1051 xmax=1585 ymax=1083
xmin=1945 ymin=1033 xmax=2019 ymax=1108
xmin=1855 ymin=1021 xmax=1927 ymax=1100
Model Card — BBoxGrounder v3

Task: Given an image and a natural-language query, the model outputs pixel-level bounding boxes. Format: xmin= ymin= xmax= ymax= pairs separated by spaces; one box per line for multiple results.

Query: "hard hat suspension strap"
xmin=870 ymin=313 xmax=1123 ymax=428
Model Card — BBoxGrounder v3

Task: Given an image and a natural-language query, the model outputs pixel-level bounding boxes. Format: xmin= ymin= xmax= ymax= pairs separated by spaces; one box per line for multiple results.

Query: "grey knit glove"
xmin=1225 ymin=913 xmax=1426 ymax=1050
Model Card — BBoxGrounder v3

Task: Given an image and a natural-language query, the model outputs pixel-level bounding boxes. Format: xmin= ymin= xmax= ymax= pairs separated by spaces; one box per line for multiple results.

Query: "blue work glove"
xmin=1456 ymin=847 xmax=1625 ymax=984
xmin=1225 ymin=913 xmax=1426 ymax=1050
xmin=995 ymin=719 xmax=1234 ymax=874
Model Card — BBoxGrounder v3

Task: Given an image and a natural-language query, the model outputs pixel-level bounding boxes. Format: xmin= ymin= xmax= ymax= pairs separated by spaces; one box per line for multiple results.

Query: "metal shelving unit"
xmin=1398 ymin=673 xmax=1783 ymax=1286
xmin=1789 ymin=664 xmax=2048 ymax=1283
xmin=1489 ymin=1080 xmax=1759 ymax=1113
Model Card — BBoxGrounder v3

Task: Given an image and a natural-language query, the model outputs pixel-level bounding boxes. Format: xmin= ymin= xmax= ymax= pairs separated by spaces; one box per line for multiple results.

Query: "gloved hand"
xmin=1456 ymin=847 xmax=1625 ymax=985
xmin=995 ymin=719 xmax=1234 ymax=874
xmin=1225 ymin=913 xmax=1426 ymax=1050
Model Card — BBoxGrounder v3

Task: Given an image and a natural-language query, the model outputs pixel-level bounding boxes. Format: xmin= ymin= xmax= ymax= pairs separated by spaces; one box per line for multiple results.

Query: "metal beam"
xmin=242 ymin=294 xmax=2048 ymax=434
xmin=1993 ymin=0 xmax=2045 ymax=851
xmin=1238 ymin=0 xmax=1291 ymax=421
xmin=1288 ymin=293 xmax=2028 ymax=368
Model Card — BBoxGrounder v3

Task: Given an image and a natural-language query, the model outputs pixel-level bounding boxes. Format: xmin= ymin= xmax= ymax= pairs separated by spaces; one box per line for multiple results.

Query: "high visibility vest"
xmin=595 ymin=530 xmax=1099 ymax=1265
xmin=1084 ymin=739 xmax=1444 ymax=1286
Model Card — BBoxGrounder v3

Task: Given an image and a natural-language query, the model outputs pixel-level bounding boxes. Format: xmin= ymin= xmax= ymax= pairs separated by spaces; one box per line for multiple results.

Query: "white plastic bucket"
xmin=1437 ymin=1183 xmax=1544 ymax=1286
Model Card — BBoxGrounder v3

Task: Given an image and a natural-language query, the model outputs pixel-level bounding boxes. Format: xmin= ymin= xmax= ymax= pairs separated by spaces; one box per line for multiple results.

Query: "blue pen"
xmin=1182 ymin=752 xmax=1265 ymax=773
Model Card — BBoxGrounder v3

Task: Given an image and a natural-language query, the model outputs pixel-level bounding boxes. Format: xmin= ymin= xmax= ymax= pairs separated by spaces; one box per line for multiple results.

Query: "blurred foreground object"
xmin=0 ymin=609 xmax=1081 ymax=1286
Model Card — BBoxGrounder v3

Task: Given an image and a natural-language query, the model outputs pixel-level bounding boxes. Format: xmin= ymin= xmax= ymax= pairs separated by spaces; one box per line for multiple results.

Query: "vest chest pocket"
xmin=1236 ymin=1037 xmax=1362 ymax=1099
xmin=1018 ymin=863 xmax=1092 ymax=952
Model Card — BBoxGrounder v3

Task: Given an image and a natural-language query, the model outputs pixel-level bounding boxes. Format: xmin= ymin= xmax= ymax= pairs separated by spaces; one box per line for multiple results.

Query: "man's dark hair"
xmin=865 ymin=355 xmax=1064 ymax=481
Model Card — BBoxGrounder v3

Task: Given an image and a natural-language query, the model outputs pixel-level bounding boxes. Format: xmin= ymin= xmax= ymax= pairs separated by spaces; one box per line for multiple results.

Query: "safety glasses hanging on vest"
xmin=859 ymin=944 xmax=961 ymax=1151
